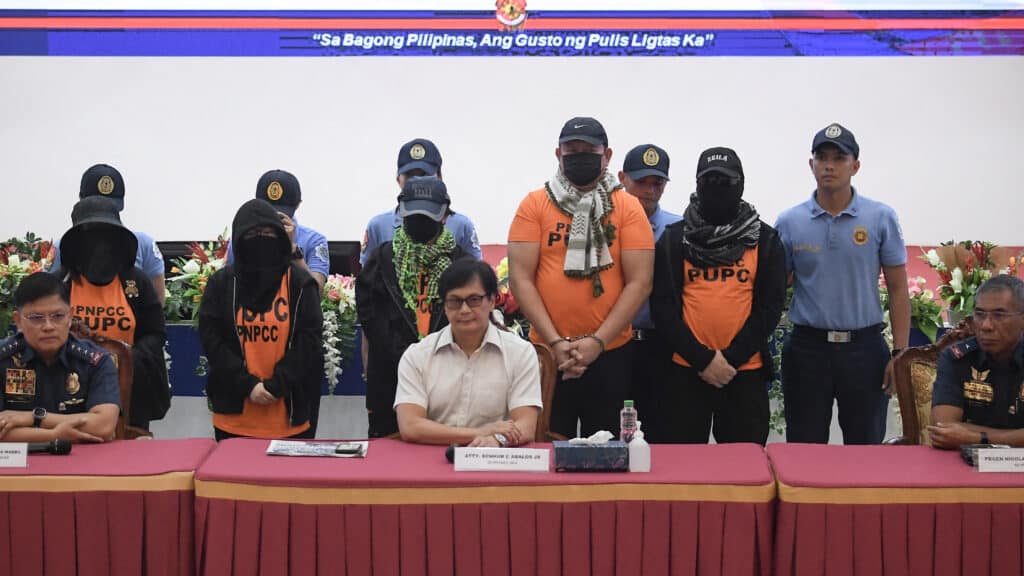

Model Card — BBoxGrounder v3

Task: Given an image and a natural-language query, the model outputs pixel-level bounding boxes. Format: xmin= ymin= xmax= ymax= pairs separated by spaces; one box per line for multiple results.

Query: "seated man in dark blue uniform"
xmin=0 ymin=272 xmax=120 ymax=442
xmin=930 ymin=275 xmax=1024 ymax=449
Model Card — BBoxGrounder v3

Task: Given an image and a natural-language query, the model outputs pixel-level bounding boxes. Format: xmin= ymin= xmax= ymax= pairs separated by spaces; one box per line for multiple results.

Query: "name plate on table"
xmin=0 ymin=444 xmax=27 ymax=467
xmin=454 ymin=447 xmax=549 ymax=472
xmin=978 ymin=448 xmax=1024 ymax=472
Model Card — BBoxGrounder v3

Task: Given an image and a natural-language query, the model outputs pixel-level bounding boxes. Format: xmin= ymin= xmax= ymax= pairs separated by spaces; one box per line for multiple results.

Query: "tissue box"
xmin=553 ymin=441 xmax=629 ymax=472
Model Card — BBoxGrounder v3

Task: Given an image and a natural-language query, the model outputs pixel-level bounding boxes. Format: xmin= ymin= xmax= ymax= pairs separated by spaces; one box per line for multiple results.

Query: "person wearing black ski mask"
xmin=651 ymin=147 xmax=786 ymax=445
xmin=356 ymin=176 xmax=468 ymax=438
xmin=199 ymin=199 xmax=323 ymax=440
xmin=57 ymin=196 xmax=169 ymax=431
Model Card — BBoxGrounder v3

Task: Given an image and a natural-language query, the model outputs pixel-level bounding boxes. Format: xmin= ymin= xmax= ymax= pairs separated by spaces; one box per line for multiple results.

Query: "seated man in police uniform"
xmin=0 ymin=272 xmax=119 ymax=443
xmin=930 ymin=275 xmax=1024 ymax=449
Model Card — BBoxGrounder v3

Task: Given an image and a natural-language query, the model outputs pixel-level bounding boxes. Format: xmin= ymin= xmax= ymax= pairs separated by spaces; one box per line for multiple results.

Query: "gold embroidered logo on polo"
xmin=97 ymin=175 xmax=115 ymax=195
xmin=642 ymin=147 xmax=660 ymax=167
xmin=267 ymin=181 xmax=284 ymax=201
xmin=853 ymin=226 xmax=869 ymax=246
xmin=66 ymin=372 xmax=80 ymax=395
xmin=409 ymin=144 xmax=426 ymax=160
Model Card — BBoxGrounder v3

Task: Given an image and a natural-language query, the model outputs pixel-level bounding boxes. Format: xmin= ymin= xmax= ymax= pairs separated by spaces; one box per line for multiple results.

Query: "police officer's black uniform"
xmin=0 ymin=333 xmax=120 ymax=418
xmin=932 ymin=336 xmax=1024 ymax=430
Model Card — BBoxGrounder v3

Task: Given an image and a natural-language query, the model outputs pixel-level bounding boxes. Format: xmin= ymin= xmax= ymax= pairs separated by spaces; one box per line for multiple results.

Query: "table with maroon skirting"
xmin=768 ymin=443 xmax=1024 ymax=576
xmin=194 ymin=438 xmax=775 ymax=576
xmin=0 ymin=438 xmax=216 ymax=576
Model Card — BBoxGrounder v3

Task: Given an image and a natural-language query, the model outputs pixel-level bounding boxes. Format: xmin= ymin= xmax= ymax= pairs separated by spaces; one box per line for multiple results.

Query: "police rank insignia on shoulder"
xmin=66 ymin=372 xmax=80 ymax=395
xmin=70 ymin=343 xmax=106 ymax=367
xmin=5 ymin=369 xmax=36 ymax=396
xmin=124 ymin=279 xmax=139 ymax=298
xmin=950 ymin=339 xmax=977 ymax=359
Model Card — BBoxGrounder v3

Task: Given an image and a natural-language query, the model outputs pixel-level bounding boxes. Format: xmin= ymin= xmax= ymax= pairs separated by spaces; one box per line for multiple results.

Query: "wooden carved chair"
xmin=533 ymin=343 xmax=567 ymax=442
xmin=888 ymin=320 xmax=974 ymax=445
xmin=70 ymin=322 xmax=152 ymax=439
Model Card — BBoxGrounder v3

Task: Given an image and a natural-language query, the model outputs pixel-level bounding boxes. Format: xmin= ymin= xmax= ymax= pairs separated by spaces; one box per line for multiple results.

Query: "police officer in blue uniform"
xmin=618 ymin=144 xmax=681 ymax=442
xmin=930 ymin=275 xmax=1024 ymax=449
xmin=0 ymin=272 xmax=119 ymax=443
xmin=360 ymin=138 xmax=480 ymax=266
xmin=775 ymin=123 xmax=911 ymax=444
xmin=227 ymin=169 xmax=331 ymax=294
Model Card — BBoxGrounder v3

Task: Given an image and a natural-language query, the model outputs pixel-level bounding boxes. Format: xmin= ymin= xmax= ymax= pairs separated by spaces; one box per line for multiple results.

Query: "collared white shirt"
xmin=394 ymin=323 xmax=542 ymax=429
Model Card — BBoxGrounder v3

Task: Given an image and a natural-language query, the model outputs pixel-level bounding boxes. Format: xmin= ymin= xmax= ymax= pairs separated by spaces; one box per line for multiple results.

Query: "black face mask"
xmin=403 ymin=215 xmax=443 ymax=244
xmin=237 ymin=237 xmax=286 ymax=269
xmin=561 ymin=152 xmax=604 ymax=187
xmin=80 ymin=236 xmax=120 ymax=286
xmin=697 ymin=173 xmax=744 ymax=225
xmin=236 ymin=236 xmax=289 ymax=312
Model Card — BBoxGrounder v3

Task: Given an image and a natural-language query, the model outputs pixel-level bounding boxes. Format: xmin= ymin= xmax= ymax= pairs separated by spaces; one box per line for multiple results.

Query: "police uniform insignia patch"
xmin=360 ymin=230 xmax=369 ymax=255
xmin=950 ymin=339 xmax=976 ymax=359
xmin=964 ymin=380 xmax=994 ymax=403
xmin=853 ymin=226 xmax=869 ymax=246
xmin=124 ymin=279 xmax=139 ymax=298
xmin=825 ymin=124 xmax=842 ymax=139
xmin=971 ymin=367 xmax=990 ymax=382
xmin=98 ymin=175 xmax=115 ymax=195
xmin=315 ymin=243 xmax=330 ymax=263
xmin=642 ymin=147 xmax=660 ymax=167
xmin=409 ymin=144 xmax=426 ymax=160
xmin=66 ymin=372 xmax=80 ymax=395
xmin=267 ymin=181 xmax=284 ymax=201
xmin=5 ymin=369 xmax=36 ymax=396
xmin=12 ymin=354 xmax=25 ymax=368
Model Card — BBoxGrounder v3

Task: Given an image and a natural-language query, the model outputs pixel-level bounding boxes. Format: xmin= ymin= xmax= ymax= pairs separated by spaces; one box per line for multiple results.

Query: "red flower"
xmin=939 ymin=270 xmax=953 ymax=285
xmin=188 ymin=241 xmax=210 ymax=264
xmin=496 ymin=290 xmax=519 ymax=315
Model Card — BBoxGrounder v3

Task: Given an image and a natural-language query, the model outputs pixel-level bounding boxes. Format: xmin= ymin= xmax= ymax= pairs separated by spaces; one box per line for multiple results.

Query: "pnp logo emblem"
xmin=496 ymin=0 xmax=528 ymax=30
xmin=853 ymin=226 xmax=868 ymax=246
xmin=97 ymin=175 xmax=115 ymax=195
xmin=642 ymin=147 xmax=660 ymax=167
xmin=409 ymin=144 xmax=427 ymax=160
xmin=825 ymin=124 xmax=843 ymax=139
xmin=267 ymin=181 xmax=284 ymax=201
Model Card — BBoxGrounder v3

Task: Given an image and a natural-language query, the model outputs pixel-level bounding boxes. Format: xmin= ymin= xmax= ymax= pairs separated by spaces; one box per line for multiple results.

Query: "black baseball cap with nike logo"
xmin=558 ymin=117 xmax=608 ymax=147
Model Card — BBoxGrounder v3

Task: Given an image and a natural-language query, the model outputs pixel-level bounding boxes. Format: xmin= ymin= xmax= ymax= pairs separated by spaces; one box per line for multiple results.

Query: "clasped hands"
xmin=551 ymin=336 xmax=604 ymax=380
xmin=249 ymin=382 xmax=277 ymax=405
xmin=468 ymin=419 xmax=524 ymax=447
xmin=700 ymin=350 xmax=737 ymax=388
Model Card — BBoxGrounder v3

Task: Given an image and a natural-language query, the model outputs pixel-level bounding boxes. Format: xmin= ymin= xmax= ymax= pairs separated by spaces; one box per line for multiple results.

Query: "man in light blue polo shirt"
xmin=619 ymin=144 xmax=681 ymax=443
xmin=359 ymin=138 xmax=480 ymax=266
xmin=775 ymin=123 xmax=910 ymax=444
xmin=50 ymin=164 xmax=166 ymax=304
xmin=226 ymin=169 xmax=331 ymax=293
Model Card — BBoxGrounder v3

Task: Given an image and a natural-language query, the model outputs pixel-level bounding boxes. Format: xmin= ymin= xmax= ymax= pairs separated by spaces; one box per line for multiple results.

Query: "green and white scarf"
xmin=545 ymin=170 xmax=620 ymax=296
xmin=393 ymin=226 xmax=456 ymax=318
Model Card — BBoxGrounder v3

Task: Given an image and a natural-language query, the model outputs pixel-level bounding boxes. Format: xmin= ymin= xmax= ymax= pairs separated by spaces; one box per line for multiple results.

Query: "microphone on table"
xmin=28 ymin=439 xmax=72 ymax=455
xmin=445 ymin=444 xmax=457 ymax=463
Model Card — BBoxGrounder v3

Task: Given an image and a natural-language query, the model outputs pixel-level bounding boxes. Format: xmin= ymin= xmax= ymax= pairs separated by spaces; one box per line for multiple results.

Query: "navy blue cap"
xmin=398 ymin=176 xmax=450 ymax=222
xmin=558 ymin=117 xmax=608 ymax=147
xmin=255 ymin=169 xmax=301 ymax=217
xmin=397 ymin=138 xmax=442 ymax=176
xmin=79 ymin=164 xmax=125 ymax=211
xmin=623 ymin=144 xmax=670 ymax=181
xmin=812 ymin=123 xmax=859 ymax=158
xmin=696 ymin=147 xmax=744 ymax=180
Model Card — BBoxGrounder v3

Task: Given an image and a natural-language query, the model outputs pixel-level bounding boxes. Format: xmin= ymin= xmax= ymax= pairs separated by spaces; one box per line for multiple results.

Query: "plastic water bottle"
xmin=629 ymin=421 xmax=651 ymax=472
xmin=620 ymin=400 xmax=637 ymax=443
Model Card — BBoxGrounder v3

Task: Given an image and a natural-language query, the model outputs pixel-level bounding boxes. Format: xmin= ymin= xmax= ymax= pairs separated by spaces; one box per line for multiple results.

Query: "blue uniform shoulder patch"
xmin=949 ymin=337 xmax=978 ymax=360
xmin=68 ymin=339 xmax=109 ymax=367
xmin=0 ymin=336 xmax=25 ymax=361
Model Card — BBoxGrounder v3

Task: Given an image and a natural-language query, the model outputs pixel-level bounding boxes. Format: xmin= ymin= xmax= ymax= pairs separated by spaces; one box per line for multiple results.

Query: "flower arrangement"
xmin=164 ymin=231 xmax=230 ymax=324
xmin=878 ymin=275 xmax=946 ymax=343
xmin=0 ymin=233 xmax=56 ymax=334
xmin=321 ymin=274 xmax=358 ymax=393
xmin=922 ymin=241 xmax=1018 ymax=323
xmin=492 ymin=256 xmax=529 ymax=338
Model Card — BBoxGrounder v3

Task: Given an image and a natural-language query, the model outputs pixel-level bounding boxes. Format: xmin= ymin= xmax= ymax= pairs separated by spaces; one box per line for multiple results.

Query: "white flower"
xmin=925 ymin=249 xmax=941 ymax=268
xmin=950 ymin=267 xmax=963 ymax=293
xmin=7 ymin=255 xmax=20 ymax=268
xmin=182 ymin=259 xmax=201 ymax=275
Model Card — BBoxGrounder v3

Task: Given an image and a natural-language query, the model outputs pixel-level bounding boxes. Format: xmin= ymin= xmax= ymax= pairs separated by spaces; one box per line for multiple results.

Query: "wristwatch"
xmin=32 ymin=407 xmax=47 ymax=428
xmin=493 ymin=432 xmax=509 ymax=447
xmin=291 ymin=246 xmax=304 ymax=261
xmin=980 ymin=431 xmax=990 ymax=444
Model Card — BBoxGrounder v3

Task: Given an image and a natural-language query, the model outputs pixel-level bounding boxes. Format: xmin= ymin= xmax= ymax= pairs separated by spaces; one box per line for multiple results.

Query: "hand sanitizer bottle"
xmin=628 ymin=421 xmax=650 ymax=472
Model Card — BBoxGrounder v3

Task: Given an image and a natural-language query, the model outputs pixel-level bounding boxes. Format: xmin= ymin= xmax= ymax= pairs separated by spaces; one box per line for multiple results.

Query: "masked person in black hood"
xmin=356 ymin=176 xmax=467 ymax=437
xmin=651 ymin=147 xmax=786 ymax=445
xmin=199 ymin=199 xmax=323 ymax=440
xmin=56 ymin=196 xmax=170 ymax=431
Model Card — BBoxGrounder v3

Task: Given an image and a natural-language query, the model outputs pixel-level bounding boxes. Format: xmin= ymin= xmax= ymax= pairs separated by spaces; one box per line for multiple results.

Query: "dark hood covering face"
xmin=231 ymin=199 xmax=293 ymax=312
xmin=59 ymin=196 xmax=138 ymax=285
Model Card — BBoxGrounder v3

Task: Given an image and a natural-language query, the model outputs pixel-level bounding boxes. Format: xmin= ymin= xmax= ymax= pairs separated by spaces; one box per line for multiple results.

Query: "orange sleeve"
xmin=507 ymin=189 xmax=543 ymax=243
xmin=615 ymin=191 xmax=655 ymax=250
